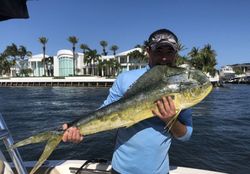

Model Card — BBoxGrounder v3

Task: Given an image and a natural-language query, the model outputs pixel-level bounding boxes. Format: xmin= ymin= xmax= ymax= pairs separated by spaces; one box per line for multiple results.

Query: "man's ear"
xmin=146 ymin=46 xmax=151 ymax=54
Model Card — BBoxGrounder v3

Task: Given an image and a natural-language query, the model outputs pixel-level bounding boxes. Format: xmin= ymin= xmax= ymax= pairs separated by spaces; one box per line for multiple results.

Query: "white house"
xmin=25 ymin=48 xmax=147 ymax=77
xmin=53 ymin=49 xmax=84 ymax=77
xmin=29 ymin=54 xmax=49 ymax=76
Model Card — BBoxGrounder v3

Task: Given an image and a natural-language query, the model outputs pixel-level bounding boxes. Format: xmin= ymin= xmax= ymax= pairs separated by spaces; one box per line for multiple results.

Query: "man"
xmin=63 ymin=29 xmax=193 ymax=174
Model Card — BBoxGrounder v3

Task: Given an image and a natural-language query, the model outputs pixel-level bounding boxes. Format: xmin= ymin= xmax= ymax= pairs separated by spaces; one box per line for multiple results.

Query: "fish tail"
xmin=12 ymin=130 xmax=63 ymax=174
xmin=13 ymin=131 xmax=56 ymax=148
xmin=29 ymin=132 xmax=62 ymax=174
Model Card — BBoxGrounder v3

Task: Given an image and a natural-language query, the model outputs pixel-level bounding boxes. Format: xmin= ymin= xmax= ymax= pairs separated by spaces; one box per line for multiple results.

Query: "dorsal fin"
xmin=123 ymin=65 xmax=185 ymax=98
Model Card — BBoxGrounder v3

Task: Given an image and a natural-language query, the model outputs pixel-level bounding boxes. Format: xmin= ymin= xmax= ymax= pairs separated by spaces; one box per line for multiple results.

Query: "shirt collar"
xmin=146 ymin=65 xmax=151 ymax=71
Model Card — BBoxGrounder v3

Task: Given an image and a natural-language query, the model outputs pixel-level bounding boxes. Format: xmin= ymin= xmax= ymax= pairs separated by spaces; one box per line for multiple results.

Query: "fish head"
xmin=160 ymin=66 xmax=213 ymax=109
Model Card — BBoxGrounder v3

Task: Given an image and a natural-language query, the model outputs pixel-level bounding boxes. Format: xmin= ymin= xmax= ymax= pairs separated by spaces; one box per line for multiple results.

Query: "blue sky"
xmin=0 ymin=0 xmax=250 ymax=68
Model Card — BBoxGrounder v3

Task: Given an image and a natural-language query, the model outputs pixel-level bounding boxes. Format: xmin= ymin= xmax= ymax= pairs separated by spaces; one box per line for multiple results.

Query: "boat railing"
xmin=0 ymin=113 xmax=28 ymax=174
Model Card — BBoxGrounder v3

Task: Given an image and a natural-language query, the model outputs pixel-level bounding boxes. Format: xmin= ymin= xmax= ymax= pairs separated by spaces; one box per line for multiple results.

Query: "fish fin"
xmin=29 ymin=133 xmax=62 ymax=174
xmin=124 ymin=121 xmax=136 ymax=128
xmin=123 ymin=66 xmax=185 ymax=99
xmin=12 ymin=130 xmax=63 ymax=174
xmin=12 ymin=131 xmax=55 ymax=148
xmin=164 ymin=109 xmax=181 ymax=132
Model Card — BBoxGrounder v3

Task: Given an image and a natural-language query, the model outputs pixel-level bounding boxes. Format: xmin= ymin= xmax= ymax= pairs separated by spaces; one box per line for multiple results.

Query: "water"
xmin=0 ymin=85 xmax=249 ymax=174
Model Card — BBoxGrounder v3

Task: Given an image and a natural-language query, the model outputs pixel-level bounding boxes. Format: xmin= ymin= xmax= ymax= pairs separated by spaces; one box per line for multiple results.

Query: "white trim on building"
xmin=26 ymin=48 xmax=147 ymax=77
xmin=28 ymin=54 xmax=49 ymax=76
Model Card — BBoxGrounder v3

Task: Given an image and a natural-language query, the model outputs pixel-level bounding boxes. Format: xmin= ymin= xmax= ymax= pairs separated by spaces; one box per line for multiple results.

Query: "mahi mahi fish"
xmin=13 ymin=65 xmax=212 ymax=174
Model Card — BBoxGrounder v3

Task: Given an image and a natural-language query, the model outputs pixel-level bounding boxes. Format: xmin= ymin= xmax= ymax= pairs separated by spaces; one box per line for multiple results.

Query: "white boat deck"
xmin=7 ymin=160 xmax=226 ymax=174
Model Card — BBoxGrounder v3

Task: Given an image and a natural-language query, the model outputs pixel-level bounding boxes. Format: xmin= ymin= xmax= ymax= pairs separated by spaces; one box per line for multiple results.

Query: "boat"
xmin=0 ymin=113 xmax=226 ymax=174
xmin=219 ymin=66 xmax=235 ymax=82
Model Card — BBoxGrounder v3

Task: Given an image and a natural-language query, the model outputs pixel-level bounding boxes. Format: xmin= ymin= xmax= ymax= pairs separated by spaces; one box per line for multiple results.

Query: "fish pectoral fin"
xmin=29 ymin=132 xmax=63 ymax=174
xmin=124 ymin=121 xmax=136 ymax=128
xmin=164 ymin=109 xmax=181 ymax=132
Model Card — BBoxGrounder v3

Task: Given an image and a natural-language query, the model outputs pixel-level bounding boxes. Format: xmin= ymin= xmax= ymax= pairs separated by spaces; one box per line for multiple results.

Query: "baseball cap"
xmin=148 ymin=29 xmax=178 ymax=52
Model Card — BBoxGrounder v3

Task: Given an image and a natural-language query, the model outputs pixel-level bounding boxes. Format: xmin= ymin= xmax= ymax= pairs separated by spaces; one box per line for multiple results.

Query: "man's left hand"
xmin=152 ymin=96 xmax=176 ymax=124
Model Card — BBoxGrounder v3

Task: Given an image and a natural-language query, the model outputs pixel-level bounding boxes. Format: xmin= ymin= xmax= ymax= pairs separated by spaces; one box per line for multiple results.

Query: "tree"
xmin=20 ymin=68 xmax=33 ymax=77
xmin=200 ymin=44 xmax=217 ymax=76
xmin=39 ymin=37 xmax=48 ymax=76
xmin=68 ymin=36 xmax=79 ymax=76
xmin=188 ymin=45 xmax=217 ymax=76
xmin=0 ymin=53 xmax=11 ymax=76
xmin=188 ymin=47 xmax=204 ymax=70
xmin=80 ymin=44 xmax=89 ymax=64
xmin=110 ymin=45 xmax=119 ymax=55
xmin=188 ymin=47 xmax=199 ymax=58
xmin=100 ymin=40 xmax=108 ymax=56
xmin=4 ymin=44 xmax=31 ymax=76
xmin=128 ymin=50 xmax=147 ymax=64
xmin=97 ymin=58 xmax=105 ymax=76
xmin=176 ymin=55 xmax=189 ymax=66
xmin=109 ymin=58 xmax=120 ymax=76
xmin=176 ymin=42 xmax=187 ymax=52
xmin=17 ymin=45 xmax=32 ymax=73
xmin=102 ymin=59 xmax=108 ymax=76
xmin=85 ymin=49 xmax=100 ymax=76
xmin=4 ymin=43 xmax=18 ymax=76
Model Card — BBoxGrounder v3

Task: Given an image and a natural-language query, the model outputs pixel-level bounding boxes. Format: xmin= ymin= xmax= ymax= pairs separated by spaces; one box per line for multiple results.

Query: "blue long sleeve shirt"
xmin=102 ymin=66 xmax=193 ymax=174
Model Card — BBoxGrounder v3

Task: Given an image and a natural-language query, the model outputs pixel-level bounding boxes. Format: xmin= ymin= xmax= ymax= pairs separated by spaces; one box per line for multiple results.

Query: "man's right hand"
xmin=62 ymin=124 xmax=84 ymax=143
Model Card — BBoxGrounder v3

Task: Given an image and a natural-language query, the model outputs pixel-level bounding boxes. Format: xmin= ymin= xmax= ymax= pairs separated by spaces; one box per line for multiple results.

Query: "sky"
xmin=0 ymin=0 xmax=250 ymax=68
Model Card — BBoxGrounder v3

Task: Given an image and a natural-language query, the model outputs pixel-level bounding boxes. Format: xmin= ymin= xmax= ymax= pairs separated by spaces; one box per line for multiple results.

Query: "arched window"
xmin=59 ymin=57 xmax=73 ymax=76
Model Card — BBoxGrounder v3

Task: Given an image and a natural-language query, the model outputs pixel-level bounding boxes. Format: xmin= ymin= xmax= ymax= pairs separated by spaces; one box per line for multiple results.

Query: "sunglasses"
xmin=151 ymin=44 xmax=177 ymax=54
xmin=151 ymin=33 xmax=177 ymax=44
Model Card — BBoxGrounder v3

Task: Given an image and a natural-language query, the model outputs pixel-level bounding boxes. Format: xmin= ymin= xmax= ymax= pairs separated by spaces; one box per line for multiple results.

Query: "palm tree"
xmin=175 ymin=42 xmax=188 ymax=66
xmin=85 ymin=49 xmax=100 ymax=76
xmin=18 ymin=45 xmax=32 ymax=60
xmin=97 ymin=58 xmax=105 ymax=76
xmin=110 ymin=45 xmax=119 ymax=55
xmin=0 ymin=53 xmax=11 ymax=76
xmin=176 ymin=55 xmax=189 ymax=66
xmin=110 ymin=58 xmax=120 ymax=76
xmin=188 ymin=47 xmax=204 ymax=70
xmin=4 ymin=43 xmax=18 ymax=76
xmin=68 ymin=36 xmax=79 ymax=76
xmin=102 ymin=59 xmax=108 ymax=76
xmin=106 ymin=59 xmax=112 ymax=77
xmin=39 ymin=37 xmax=48 ymax=76
xmin=100 ymin=40 xmax=108 ymax=56
xmin=128 ymin=50 xmax=147 ymax=64
xmin=200 ymin=44 xmax=217 ymax=76
xmin=188 ymin=47 xmax=199 ymax=58
xmin=176 ymin=42 xmax=187 ymax=52
xmin=18 ymin=46 xmax=32 ymax=73
xmin=188 ymin=45 xmax=217 ymax=76
xmin=79 ymin=43 xmax=89 ymax=64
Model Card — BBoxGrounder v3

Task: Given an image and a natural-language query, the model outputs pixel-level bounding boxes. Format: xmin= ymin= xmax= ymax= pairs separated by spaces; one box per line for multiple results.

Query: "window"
xmin=59 ymin=57 xmax=73 ymax=76
xmin=119 ymin=56 xmax=127 ymax=63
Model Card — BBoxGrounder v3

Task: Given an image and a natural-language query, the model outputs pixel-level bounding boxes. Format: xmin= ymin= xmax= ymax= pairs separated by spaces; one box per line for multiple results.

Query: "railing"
xmin=0 ymin=113 xmax=28 ymax=174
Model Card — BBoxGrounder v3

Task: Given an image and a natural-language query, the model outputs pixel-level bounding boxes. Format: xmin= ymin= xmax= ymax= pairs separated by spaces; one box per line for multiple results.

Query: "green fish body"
xmin=13 ymin=65 xmax=212 ymax=174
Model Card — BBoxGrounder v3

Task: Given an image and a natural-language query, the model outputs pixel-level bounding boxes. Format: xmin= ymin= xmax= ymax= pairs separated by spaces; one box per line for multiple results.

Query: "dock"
xmin=0 ymin=76 xmax=115 ymax=87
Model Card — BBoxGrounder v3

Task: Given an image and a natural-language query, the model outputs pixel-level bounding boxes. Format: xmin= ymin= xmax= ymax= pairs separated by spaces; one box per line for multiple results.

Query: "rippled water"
xmin=0 ymin=85 xmax=249 ymax=174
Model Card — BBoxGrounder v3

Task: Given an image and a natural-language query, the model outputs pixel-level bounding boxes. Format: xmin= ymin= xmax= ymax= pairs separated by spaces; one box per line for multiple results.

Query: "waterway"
xmin=0 ymin=84 xmax=249 ymax=174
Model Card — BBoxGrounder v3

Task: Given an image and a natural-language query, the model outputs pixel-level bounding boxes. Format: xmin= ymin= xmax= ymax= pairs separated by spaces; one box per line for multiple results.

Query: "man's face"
xmin=148 ymin=45 xmax=177 ymax=67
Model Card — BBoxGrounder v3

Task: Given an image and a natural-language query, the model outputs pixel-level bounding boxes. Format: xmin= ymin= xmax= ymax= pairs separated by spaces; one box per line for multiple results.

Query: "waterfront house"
xmin=29 ymin=54 xmax=49 ymax=76
xmin=26 ymin=48 xmax=147 ymax=77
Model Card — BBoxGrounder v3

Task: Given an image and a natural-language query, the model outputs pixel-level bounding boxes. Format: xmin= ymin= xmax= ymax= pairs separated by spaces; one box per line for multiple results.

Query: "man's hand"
xmin=152 ymin=96 xmax=188 ymax=138
xmin=62 ymin=124 xmax=83 ymax=143
xmin=152 ymin=96 xmax=176 ymax=124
